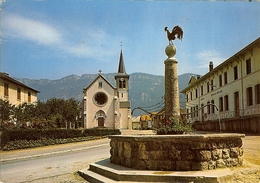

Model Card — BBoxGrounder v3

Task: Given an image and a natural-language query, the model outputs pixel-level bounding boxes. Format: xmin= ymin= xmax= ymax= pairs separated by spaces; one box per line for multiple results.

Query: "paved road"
xmin=0 ymin=138 xmax=110 ymax=183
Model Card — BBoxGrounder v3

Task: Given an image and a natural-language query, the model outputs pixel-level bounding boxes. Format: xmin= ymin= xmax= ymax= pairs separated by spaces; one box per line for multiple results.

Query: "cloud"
xmin=196 ymin=50 xmax=226 ymax=69
xmin=3 ymin=14 xmax=62 ymax=45
xmin=62 ymin=30 xmax=122 ymax=60
xmin=2 ymin=13 xmax=123 ymax=62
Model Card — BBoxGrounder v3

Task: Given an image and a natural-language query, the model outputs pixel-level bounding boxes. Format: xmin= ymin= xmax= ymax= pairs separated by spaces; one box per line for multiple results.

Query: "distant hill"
xmin=17 ymin=73 xmax=196 ymax=116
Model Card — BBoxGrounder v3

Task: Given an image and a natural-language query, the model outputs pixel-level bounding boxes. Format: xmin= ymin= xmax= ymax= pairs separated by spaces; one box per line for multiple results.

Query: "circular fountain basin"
xmin=109 ymin=133 xmax=244 ymax=171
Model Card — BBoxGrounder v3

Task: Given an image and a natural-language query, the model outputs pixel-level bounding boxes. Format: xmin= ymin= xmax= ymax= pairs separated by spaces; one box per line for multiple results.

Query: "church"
xmin=82 ymin=50 xmax=132 ymax=129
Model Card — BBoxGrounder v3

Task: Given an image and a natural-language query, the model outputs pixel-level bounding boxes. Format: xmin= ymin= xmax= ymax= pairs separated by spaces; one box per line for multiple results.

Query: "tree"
xmin=1 ymin=98 xmax=80 ymax=130
xmin=45 ymin=98 xmax=80 ymax=129
xmin=63 ymin=98 xmax=80 ymax=129
xmin=13 ymin=102 xmax=36 ymax=128
xmin=35 ymin=101 xmax=50 ymax=121
xmin=0 ymin=99 xmax=15 ymax=126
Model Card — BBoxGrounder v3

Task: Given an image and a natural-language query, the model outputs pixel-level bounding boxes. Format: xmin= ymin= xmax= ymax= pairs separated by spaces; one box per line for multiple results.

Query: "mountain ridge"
xmin=17 ymin=72 xmax=197 ymax=115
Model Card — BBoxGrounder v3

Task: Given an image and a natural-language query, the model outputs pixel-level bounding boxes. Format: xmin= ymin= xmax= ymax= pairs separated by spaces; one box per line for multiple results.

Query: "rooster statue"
xmin=164 ymin=26 xmax=183 ymax=44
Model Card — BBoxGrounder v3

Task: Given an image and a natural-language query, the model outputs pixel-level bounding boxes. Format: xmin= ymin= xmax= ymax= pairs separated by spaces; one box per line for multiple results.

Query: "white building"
xmin=181 ymin=38 xmax=260 ymax=129
xmin=83 ymin=50 xmax=132 ymax=129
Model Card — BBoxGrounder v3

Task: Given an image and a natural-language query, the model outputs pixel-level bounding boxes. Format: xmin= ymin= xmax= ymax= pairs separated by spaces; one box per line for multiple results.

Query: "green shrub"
xmin=83 ymin=128 xmax=121 ymax=136
xmin=2 ymin=136 xmax=104 ymax=151
xmin=156 ymin=117 xmax=193 ymax=135
xmin=1 ymin=128 xmax=120 ymax=149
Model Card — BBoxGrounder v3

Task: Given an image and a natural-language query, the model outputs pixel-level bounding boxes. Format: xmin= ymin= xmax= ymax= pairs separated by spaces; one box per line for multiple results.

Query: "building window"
xmin=196 ymin=105 xmax=198 ymax=117
xmin=186 ymin=109 xmax=189 ymax=119
xmin=224 ymin=72 xmax=228 ymax=85
xmin=83 ymin=99 xmax=86 ymax=111
xmin=219 ymin=97 xmax=223 ymax=112
xmin=207 ymin=101 xmax=210 ymax=114
xmin=201 ymin=85 xmax=203 ymax=96
xmin=247 ymin=87 xmax=253 ymax=106
xmin=246 ymin=58 xmax=251 ymax=75
xmin=196 ymin=89 xmax=198 ymax=98
xmin=123 ymin=80 xmax=126 ymax=88
xmin=98 ymin=82 xmax=102 ymax=88
xmin=256 ymin=84 xmax=260 ymax=104
xmin=17 ymin=88 xmax=21 ymax=100
xmin=94 ymin=92 xmax=108 ymax=106
xmin=234 ymin=91 xmax=240 ymax=116
xmin=4 ymin=83 xmax=9 ymax=96
xmin=28 ymin=92 xmax=31 ymax=103
xmin=224 ymin=95 xmax=229 ymax=111
xmin=211 ymin=80 xmax=214 ymax=91
xmin=211 ymin=100 xmax=215 ymax=114
xmin=234 ymin=66 xmax=238 ymax=80
xmin=219 ymin=75 xmax=222 ymax=87
xmin=201 ymin=104 xmax=204 ymax=121
xmin=207 ymin=82 xmax=210 ymax=93
xmin=186 ymin=94 xmax=188 ymax=102
xmin=190 ymin=92 xmax=192 ymax=101
xmin=119 ymin=78 xmax=126 ymax=88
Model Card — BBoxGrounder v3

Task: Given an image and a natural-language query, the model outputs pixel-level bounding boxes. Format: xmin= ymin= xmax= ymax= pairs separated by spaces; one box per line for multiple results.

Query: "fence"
xmin=193 ymin=115 xmax=260 ymax=134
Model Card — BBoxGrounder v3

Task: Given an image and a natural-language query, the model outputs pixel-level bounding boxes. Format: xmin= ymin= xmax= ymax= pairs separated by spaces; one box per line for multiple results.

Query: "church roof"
xmin=118 ymin=50 xmax=126 ymax=74
xmin=83 ymin=73 xmax=115 ymax=91
xmin=115 ymin=50 xmax=129 ymax=78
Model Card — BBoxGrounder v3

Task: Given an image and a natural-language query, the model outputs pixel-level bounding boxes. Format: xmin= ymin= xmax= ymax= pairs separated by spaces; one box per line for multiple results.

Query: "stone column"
xmin=164 ymin=44 xmax=180 ymax=121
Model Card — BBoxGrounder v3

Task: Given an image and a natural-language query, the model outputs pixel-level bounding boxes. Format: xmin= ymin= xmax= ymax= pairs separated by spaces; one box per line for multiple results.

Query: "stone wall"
xmin=109 ymin=134 xmax=244 ymax=171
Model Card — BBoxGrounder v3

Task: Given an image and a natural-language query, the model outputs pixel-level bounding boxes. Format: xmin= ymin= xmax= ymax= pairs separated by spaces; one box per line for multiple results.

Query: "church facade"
xmin=82 ymin=50 xmax=132 ymax=129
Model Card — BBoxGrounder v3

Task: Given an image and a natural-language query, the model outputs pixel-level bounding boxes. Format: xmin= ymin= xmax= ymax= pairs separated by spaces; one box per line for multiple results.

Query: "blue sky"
xmin=1 ymin=0 xmax=260 ymax=79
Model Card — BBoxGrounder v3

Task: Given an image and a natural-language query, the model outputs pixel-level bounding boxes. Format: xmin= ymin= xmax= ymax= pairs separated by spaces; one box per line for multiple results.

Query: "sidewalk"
xmin=0 ymin=138 xmax=110 ymax=162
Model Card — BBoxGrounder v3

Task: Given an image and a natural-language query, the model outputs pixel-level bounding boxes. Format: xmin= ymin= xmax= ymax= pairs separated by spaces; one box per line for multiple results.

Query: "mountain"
xmin=17 ymin=73 xmax=196 ymax=116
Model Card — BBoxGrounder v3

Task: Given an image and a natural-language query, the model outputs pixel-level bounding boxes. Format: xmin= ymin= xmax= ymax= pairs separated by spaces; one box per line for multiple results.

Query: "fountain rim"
xmin=108 ymin=133 xmax=245 ymax=140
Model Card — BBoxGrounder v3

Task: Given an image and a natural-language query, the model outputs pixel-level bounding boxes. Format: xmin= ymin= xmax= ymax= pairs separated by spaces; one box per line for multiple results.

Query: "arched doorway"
xmin=95 ymin=110 xmax=106 ymax=127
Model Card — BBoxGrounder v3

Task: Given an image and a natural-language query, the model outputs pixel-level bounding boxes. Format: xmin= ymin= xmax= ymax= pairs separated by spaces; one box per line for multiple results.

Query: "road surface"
xmin=0 ymin=138 xmax=110 ymax=183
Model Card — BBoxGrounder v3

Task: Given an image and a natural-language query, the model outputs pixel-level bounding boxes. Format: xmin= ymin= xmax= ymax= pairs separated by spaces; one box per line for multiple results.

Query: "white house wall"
xmin=183 ymin=39 xmax=260 ymax=123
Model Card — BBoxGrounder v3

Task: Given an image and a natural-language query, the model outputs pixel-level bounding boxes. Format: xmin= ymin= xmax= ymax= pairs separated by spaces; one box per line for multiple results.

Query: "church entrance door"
xmin=98 ymin=117 xmax=104 ymax=127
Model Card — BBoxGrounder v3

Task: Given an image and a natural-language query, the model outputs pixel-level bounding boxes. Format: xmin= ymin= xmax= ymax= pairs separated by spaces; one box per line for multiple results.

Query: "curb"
xmin=0 ymin=143 xmax=109 ymax=162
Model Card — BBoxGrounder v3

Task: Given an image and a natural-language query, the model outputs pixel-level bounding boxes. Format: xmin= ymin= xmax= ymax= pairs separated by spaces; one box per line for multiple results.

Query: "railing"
xmin=244 ymin=106 xmax=260 ymax=116
xmin=191 ymin=104 xmax=260 ymax=122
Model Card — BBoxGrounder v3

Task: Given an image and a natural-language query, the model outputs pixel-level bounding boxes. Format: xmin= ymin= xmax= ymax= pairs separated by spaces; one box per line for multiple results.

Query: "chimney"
xmin=197 ymin=75 xmax=201 ymax=79
xmin=209 ymin=61 xmax=213 ymax=72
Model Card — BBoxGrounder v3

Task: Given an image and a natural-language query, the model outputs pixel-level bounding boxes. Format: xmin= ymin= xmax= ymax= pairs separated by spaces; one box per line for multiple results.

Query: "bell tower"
xmin=115 ymin=50 xmax=130 ymax=103
xmin=115 ymin=49 xmax=131 ymax=129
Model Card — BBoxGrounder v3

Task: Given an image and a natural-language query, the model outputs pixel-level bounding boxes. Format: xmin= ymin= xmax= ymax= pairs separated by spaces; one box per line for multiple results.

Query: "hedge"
xmin=1 ymin=128 xmax=121 ymax=149
xmin=1 ymin=136 xmax=104 ymax=151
